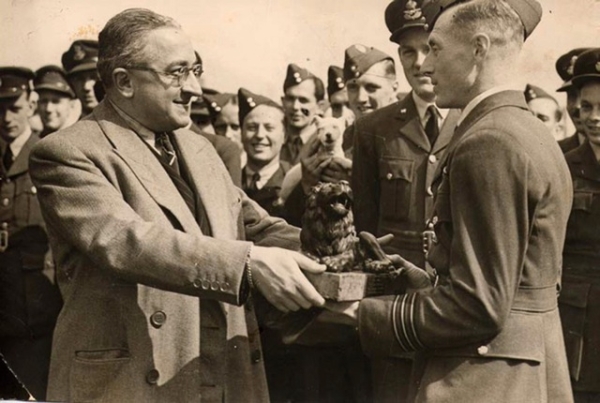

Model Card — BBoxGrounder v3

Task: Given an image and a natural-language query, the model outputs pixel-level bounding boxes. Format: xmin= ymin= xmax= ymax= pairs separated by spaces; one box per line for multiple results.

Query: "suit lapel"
xmin=396 ymin=94 xmax=430 ymax=151
xmin=94 ymin=101 xmax=201 ymax=236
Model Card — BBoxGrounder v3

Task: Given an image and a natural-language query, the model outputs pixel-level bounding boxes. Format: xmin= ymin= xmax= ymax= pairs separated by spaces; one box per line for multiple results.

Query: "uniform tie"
xmin=155 ymin=132 xmax=179 ymax=175
xmin=289 ymin=136 xmax=303 ymax=165
xmin=425 ymin=105 xmax=440 ymax=146
xmin=248 ymin=172 xmax=261 ymax=192
xmin=2 ymin=147 xmax=13 ymax=172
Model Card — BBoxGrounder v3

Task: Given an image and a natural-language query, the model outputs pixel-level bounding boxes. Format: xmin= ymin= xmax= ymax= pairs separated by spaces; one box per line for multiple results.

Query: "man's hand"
xmin=321 ymin=156 xmax=352 ymax=183
xmin=250 ymin=246 xmax=326 ymax=313
xmin=389 ymin=255 xmax=434 ymax=291
xmin=320 ymin=301 xmax=360 ymax=326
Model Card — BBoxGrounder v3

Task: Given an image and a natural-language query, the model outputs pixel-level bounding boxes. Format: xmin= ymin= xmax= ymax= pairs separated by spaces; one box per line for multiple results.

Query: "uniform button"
xmin=443 ymin=166 xmax=448 ymax=175
xmin=428 ymin=155 xmax=437 ymax=163
xmin=210 ymin=281 xmax=219 ymax=291
xmin=1 ymin=222 xmax=7 ymax=229
xmin=386 ymin=173 xmax=393 ymax=180
xmin=251 ymin=349 xmax=262 ymax=364
xmin=477 ymin=345 xmax=489 ymax=356
xmin=150 ymin=311 xmax=167 ymax=328
xmin=426 ymin=186 xmax=434 ymax=197
xmin=1 ymin=198 xmax=8 ymax=206
xmin=146 ymin=369 xmax=160 ymax=385
xmin=30 ymin=186 xmax=37 ymax=194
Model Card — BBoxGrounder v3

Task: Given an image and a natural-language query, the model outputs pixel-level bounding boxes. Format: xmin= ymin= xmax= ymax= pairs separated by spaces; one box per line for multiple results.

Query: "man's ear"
xmin=112 ymin=68 xmax=134 ymax=98
xmin=317 ymin=99 xmax=327 ymax=115
xmin=26 ymin=91 xmax=37 ymax=118
xmin=473 ymin=33 xmax=491 ymax=61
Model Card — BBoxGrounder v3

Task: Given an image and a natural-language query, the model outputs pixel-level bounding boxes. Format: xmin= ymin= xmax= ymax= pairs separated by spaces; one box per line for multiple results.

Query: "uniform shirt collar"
xmin=9 ymin=126 xmax=32 ymax=158
xmin=412 ymin=92 xmax=449 ymax=127
xmin=244 ymin=158 xmax=281 ymax=190
xmin=109 ymin=99 xmax=158 ymax=149
xmin=456 ymin=84 xmax=518 ymax=127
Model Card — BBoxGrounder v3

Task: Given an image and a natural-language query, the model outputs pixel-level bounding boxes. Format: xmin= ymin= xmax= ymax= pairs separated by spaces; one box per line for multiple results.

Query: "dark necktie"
xmin=289 ymin=136 xmax=303 ymax=164
xmin=155 ymin=132 xmax=180 ymax=175
xmin=248 ymin=172 xmax=261 ymax=192
xmin=2 ymin=147 xmax=13 ymax=172
xmin=425 ymin=105 xmax=440 ymax=146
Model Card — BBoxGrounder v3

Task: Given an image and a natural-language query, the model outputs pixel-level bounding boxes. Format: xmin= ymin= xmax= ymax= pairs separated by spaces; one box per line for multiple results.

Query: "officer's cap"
xmin=556 ymin=48 xmax=594 ymax=92
xmin=238 ymin=88 xmax=282 ymax=125
xmin=572 ymin=48 xmax=600 ymax=89
xmin=62 ymin=39 xmax=99 ymax=76
xmin=343 ymin=44 xmax=394 ymax=82
xmin=422 ymin=0 xmax=542 ymax=40
xmin=385 ymin=0 xmax=428 ymax=44
xmin=327 ymin=66 xmax=346 ymax=98
xmin=524 ymin=84 xmax=556 ymax=104
xmin=34 ymin=65 xmax=76 ymax=98
xmin=0 ymin=67 xmax=34 ymax=99
xmin=203 ymin=93 xmax=236 ymax=119
xmin=191 ymin=87 xmax=219 ymax=117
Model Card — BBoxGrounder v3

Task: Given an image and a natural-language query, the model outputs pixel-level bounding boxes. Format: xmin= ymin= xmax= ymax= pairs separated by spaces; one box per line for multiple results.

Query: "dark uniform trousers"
xmin=560 ymin=142 xmax=600 ymax=401
xmin=350 ymin=93 xmax=459 ymax=402
xmin=0 ymin=133 xmax=62 ymax=400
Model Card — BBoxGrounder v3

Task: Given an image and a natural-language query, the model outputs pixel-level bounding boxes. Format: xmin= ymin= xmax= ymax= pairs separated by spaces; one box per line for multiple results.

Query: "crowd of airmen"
xmin=0 ymin=0 xmax=599 ymax=402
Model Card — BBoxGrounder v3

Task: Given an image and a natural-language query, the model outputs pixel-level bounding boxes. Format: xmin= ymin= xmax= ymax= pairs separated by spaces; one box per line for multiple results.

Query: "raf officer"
xmin=61 ymin=39 xmax=100 ymax=117
xmin=0 ymin=67 xmax=62 ymax=400
xmin=326 ymin=0 xmax=573 ymax=401
xmin=324 ymin=65 xmax=355 ymax=129
xmin=556 ymin=48 xmax=593 ymax=153
xmin=280 ymin=63 xmax=325 ymax=165
xmin=524 ymin=83 xmax=564 ymax=140
xmin=34 ymin=65 xmax=78 ymax=138
xmin=29 ymin=8 xmax=325 ymax=402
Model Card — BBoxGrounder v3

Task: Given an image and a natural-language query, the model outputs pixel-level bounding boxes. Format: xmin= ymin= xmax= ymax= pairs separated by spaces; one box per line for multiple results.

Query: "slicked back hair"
xmin=97 ymin=8 xmax=181 ymax=87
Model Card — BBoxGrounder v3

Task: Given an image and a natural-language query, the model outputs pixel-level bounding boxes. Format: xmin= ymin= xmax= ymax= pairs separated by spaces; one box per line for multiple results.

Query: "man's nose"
xmin=415 ymin=50 xmax=428 ymax=70
xmin=421 ymin=52 xmax=434 ymax=76
xmin=357 ymin=87 xmax=368 ymax=103
xmin=182 ymin=72 xmax=203 ymax=98
xmin=84 ymin=79 xmax=96 ymax=91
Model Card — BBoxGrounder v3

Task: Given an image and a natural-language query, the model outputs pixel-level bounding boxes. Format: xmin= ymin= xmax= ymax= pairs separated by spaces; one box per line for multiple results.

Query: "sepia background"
xmin=1 ymin=0 xmax=599 ymax=115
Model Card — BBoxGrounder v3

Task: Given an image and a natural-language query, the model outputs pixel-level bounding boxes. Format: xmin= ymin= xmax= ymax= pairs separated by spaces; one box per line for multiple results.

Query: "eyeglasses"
xmin=128 ymin=64 xmax=203 ymax=87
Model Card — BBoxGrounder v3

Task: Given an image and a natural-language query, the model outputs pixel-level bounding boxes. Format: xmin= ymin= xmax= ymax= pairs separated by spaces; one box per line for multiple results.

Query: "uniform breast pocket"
xmin=13 ymin=176 xmax=44 ymax=228
xmin=378 ymin=158 xmax=414 ymax=222
xmin=572 ymin=191 xmax=593 ymax=213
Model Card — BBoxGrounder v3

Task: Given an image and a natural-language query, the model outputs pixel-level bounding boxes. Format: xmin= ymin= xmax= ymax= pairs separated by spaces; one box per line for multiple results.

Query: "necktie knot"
xmin=249 ymin=172 xmax=261 ymax=191
xmin=155 ymin=132 xmax=177 ymax=167
xmin=3 ymin=146 xmax=14 ymax=172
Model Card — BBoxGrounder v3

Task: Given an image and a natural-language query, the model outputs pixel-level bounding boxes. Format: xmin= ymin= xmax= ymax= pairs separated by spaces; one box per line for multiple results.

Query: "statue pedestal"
xmin=305 ymin=270 xmax=404 ymax=301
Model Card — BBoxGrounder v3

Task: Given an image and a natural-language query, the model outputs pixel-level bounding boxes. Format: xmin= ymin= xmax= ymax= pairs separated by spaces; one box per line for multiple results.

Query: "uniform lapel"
xmin=396 ymin=93 xmax=430 ymax=151
xmin=572 ymin=142 xmax=600 ymax=183
xmin=94 ymin=101 xmax=201 ymax=236
xmin=6 ymin=132 xmax=39 ymax=177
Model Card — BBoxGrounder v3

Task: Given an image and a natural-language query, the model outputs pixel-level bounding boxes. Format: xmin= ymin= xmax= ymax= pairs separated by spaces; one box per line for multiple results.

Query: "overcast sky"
xmin=1 ymin=0 xmax=599 ymax=105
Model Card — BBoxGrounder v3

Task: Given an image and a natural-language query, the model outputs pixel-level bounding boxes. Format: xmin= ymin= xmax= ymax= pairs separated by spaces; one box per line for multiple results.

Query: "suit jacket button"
xmin=150 ymin=311 xmax=167 ymax=328
xmin=146 ymin=369 xmax=160 ymax=385
xmin=477 ymin=345 xmax=489 ymax=355
xmin=251 ymin=349 xmax=262 ymax=364
xmin=210 ymin=281 xmax=219 ymax=291
xmin=220 ymin=282 xmax=229 ymax=291
xmin=192 ymin=279 xmax=202 ymax=288
xmin=202 ymin=280 xmax=210 ymax=290
xmin=428 ymin=155 xmax=437 ymax=163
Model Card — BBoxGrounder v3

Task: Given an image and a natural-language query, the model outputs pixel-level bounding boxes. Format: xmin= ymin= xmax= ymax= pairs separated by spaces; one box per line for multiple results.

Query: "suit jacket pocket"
xmin=378 ymin=158 xmax=414 ymax=222
xmin=558 ymin=281 xmax=591 ymax=381
xmin=70 ymin=349 xmax=131 ymax=402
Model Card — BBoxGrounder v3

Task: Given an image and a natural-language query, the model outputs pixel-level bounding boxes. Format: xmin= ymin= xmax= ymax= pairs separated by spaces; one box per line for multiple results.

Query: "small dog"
xmin=277 ymin=116 xmax=346 ymax=205
xmin=300 ymin=181 xmax=394 ymax=273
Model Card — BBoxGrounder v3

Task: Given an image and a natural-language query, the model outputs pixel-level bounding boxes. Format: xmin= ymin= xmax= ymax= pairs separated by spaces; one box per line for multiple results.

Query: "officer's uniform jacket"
xmin=559 ymin=132 xmax=584 ymax=154
xmin=358 ymin=91 xmax=574 ymax=402
xmin=559 ymin=141 xmax=600 ymax=392
xmin=350 ymin=92 xmax=459 ymax=268
xmin=242 ymin=163 xmax=289 ymax=218
xmin=29 ymin=100 xmax=300 ymax=403
xmin=0 ymin=132 xmax=61 ymax=339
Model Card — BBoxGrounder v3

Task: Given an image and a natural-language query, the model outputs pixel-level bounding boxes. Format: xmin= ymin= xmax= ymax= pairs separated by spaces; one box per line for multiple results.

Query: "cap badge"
xmin=528 ymin=89 xmax=536 ymax=99
xmin=73 ymin=44 xmax=86 ymax=61
xmin=596 ymin=62 xmax=600 ymax=73
xmin=335 ymin=77 xmax=342 ymax=83
xmin=210 ymin=102 xmax=217 ymax=108
xmin=355 ymin=44 xmax=368 ymax=53
xmin=404 ymin=0 xmax=423 ymax=21
xmin=567 ymin=56 xmax=578 ymax=77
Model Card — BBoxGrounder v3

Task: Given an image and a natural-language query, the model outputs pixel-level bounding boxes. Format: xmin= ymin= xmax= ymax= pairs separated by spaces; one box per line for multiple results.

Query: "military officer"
xmin=204 ymin=93 xmax=241 ymax=146
xmin=324 ymin=65 xmax=355 ymax=129
xmin=33 ymin=65 xmax=78 ymax=138
xmin=559 ymin=47 xmax=600 ymax=403
xmin=61 ymin=39 xmax=100 ymax=117
xmin=0 ymin=67 xmax=62 ymax=400
xmin=524 ymin=83 xmax=564 ymax=140
xmin=557 ymin=48 xmax=593 ymax=153
xmin=280 ymin=63 xmax=325 ymax=166
xmin=325 ymin=1 xmax=573 ymax=402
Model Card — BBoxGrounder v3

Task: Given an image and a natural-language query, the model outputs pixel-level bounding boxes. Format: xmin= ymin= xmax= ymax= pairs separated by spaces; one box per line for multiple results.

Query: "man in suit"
xmin=29 ymin=8 xmax=325 ymax=402
xmin=325 ymin=0 xmax=573 ymax=401
xmin=556 ymin=48 xmax=593 ymax=153
xmin=0 ymin=67 xmax=62 ymax=400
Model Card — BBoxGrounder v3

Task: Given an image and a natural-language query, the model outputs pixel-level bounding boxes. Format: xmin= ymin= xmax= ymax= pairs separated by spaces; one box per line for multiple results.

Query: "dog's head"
xmin=309 ymin=180 xmax=353 ymax=218
xmin=313 ymin=116 xmax=344 ymax=154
